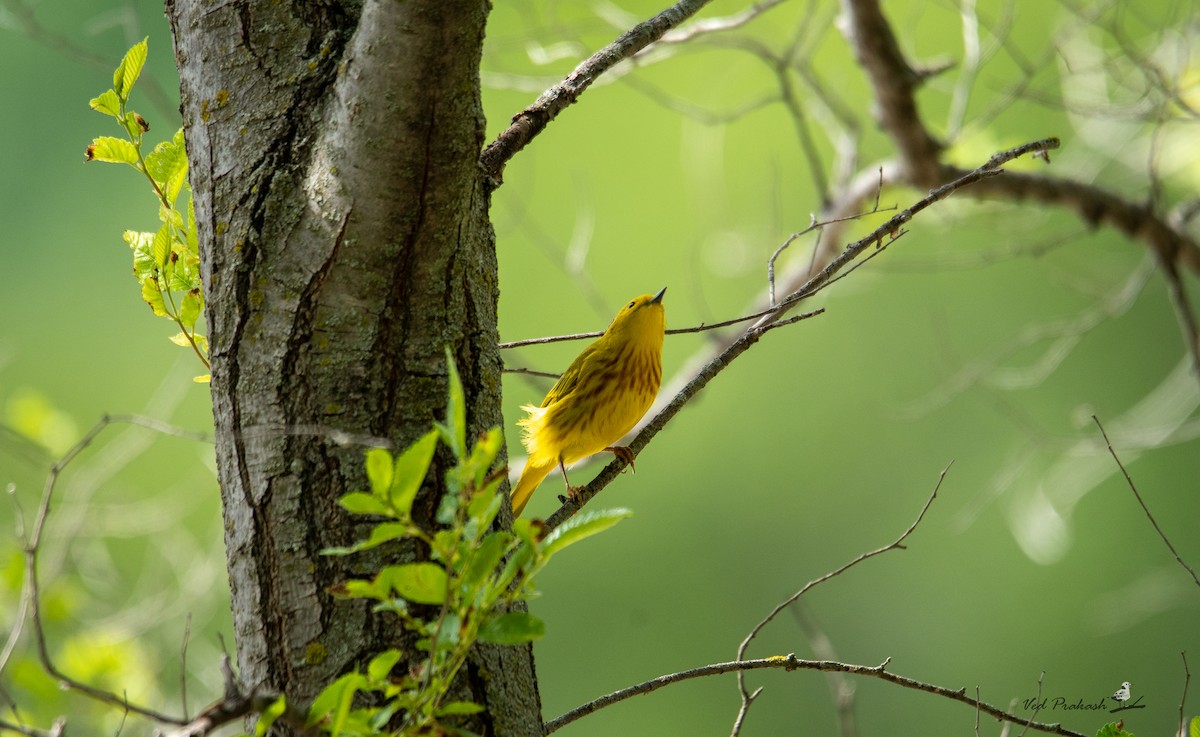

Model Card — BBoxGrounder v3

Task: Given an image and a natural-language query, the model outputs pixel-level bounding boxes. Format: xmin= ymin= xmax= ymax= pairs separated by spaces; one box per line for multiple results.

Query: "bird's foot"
xmin=557 ymin=485 xmax=588 ymax=508
xmin=605 ymin=445 xmax=636 ymax=472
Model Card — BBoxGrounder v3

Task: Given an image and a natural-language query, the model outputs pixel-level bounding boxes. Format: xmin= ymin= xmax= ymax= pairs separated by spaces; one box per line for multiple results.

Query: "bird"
xmin=1111 ymin=682 xmax=1131 ymax=705
xmin=510 ymin=288 xmax=666 ymax=516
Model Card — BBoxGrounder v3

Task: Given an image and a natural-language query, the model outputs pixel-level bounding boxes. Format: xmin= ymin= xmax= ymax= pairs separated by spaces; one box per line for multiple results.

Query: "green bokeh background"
xmin=1 ymin=1 xmax=1198 ymax=735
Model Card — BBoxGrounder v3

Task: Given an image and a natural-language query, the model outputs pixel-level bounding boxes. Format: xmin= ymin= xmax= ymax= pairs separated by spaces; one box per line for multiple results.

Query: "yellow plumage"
xmin=511 ymin=288 xmax=666 ymax=516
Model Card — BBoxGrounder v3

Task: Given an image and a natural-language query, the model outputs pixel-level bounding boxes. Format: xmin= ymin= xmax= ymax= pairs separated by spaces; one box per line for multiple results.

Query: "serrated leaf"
xmin=254 ymin=694 xmax=286 ymax=737
xmin=122 ymin=111 xmax=144 ymax=141
xmin=89 ymin=89 xmax=121 ymax=117
xmin=338 ymin=492 xmax=390 ymax=517
xmin=125 ymin=230 xmax=155 ymax=276
xmin=366 ymin=649 xmax=402 ymax=683
xmin=365 ymin=447 xmax=394 ymax=498
xmin=145 ymin=128 xmax=188 ymax=204
xmin=140 ymin=275 xmax=167 ymax=316
xmin=180 ymin=290 xmax=202 ymax=330
xmin=192 ymin=334 xmax=208 ymax=354
xmin=380 ymin=563 xmax=447 ymax=605
xmin=151 ymin=224 xmax=170 ymax=268
xmin=169 ymin=332 xmax=192 ymax=347
xmin=389 ymin=429 xmax=438 ymax=515
xmin=192 ymin=374 xmax=210 ymax=383
xmin=185 ymin=193 xmax=198 ymax=254
xmin=478 ymin=612 xmax=545 ymax=645
xmin=1189 ymin=716 xmax=1199 ymax=737
xmin=336 ymin=579 xmax=382 ymax=599
xmin=88 ymin=136 xmax=138 ymax=164
xmin=441 ymin=347 xmax=466 ymax=458
xmin=540 ymin=507 xmax=632 ymax=558
xmin=436 ymin=701 xmax=486 ymax=717
xmin=113 ymin=37 xmax=148 ymax=101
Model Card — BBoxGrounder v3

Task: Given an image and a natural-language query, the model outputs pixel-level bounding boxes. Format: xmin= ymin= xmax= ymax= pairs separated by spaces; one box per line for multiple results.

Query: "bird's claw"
xmin=605 ymin=445 xmax=636 ymax=472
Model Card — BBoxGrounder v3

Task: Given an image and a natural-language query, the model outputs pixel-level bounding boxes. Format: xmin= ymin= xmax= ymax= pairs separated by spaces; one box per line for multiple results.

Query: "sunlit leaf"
xmin=140 ymin=276 xmax=167 ymax=316
xmin=88 ymin=136 xmax=138 ymax=164
xmin=180 ymin=290 xmax=202 ymax=330
xmin=152 ymin=224 xmax=170 ymax=268
xmin=113 ymin=37 xmax=148 ymax=101
xmin=88 ymin=89 xmax=120 ymax=117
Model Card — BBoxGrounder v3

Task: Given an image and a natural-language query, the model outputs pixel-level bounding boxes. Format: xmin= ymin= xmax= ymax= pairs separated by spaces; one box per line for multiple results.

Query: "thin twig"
xmin=480 ymin=0 xmax=716 ymax=185
xmin=1092 ymin=415 xmax=1200 ymax=588
xmin=1018 ymin=672 xmax=1047 ymax=737
xmin=544 ymin=653 xmax=1085 ymax=737
xmin=1180 ymin=652 xmax=1191 ymax=737
xmin=541 ymin=139 xmax=1057 ymax=529
xmin=19 ymin=415 xmax=210 ymax=726
xmin=180 ymin=613 xmax=192 ymax=719
xmin=730 ymin=465 xmax=949 ymax=734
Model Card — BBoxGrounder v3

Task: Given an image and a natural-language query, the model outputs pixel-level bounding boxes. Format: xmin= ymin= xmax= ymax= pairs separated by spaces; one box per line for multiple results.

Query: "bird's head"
xmin=607 ymin=287 xmax=666 ymax=342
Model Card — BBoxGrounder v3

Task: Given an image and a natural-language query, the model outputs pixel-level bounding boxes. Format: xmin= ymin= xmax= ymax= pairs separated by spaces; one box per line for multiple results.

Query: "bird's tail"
xmin=510 ymin=460 xmax=553 ymax=517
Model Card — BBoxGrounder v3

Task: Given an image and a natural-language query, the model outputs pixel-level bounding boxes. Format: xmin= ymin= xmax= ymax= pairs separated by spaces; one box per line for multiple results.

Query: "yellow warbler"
xmin=511 ymin=288 xmax=666 ymax=516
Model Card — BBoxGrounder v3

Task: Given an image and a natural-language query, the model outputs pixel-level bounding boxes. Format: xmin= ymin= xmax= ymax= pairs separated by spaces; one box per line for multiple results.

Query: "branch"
xmin=732 ymin=466 xmax=948 ymax=733
xmin=838 ymin=0 xmax=944 ymax=184
xmin=544 ymin=653 xmax=1086 ymax=737
xmin=542 ymin=138 xmax=1058 ymax=530
xmin=12 ymin=415 xmax=211 ymax=726
xmin=1092 ymin=415 xmax=1200 ymax=589
xmin=480 ymin=0 xmax=716 ymax=185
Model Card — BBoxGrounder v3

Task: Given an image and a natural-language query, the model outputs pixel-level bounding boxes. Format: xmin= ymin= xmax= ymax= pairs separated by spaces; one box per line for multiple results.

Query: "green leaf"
xmin=125 ymin=230 xmax=156 ymax=277
xmin=380 ymin=563 xmax=448 ymax=605
xmin=540 ymin=507 xmax=632 ymax=558
xmin=140 ymin=275 xmax=167 ymax=316
xmin=180 ymin=290 xmax=202 ymax=330
xmin=1190 ymin=716 xmax=1199 ymax=737
xmin=185 ymin=192 xmax=198 ymax=255
xmin=335 ymin=579 xmax=383 ymax=600
xmin=478 ymin=612 xmax=545 ymax=645
xmin=122 ymin=111 xmax=144 ymax=141
xmin=152 ymin=224 xmax=171 ymax=269
xmin=1096 ymin=723 xmax=1137 ymax=737
xmin=321 ymin=522 xmax=410 ymax=556
xmin=338 ymin=492 xmax=390 ymax=517
xmin=366 ymin=649 xmax=402 ymax=683
xmin=436 ymin=701 xmax=486 ymax=717
xmin=307 ymin=672 xmax=363 ymax=730
xmin=113 ymin=37 xmax=148 ymax=101
xmin=145 ymin=129 xmax=189 ymax=204
xmin=440 ymin=346 xmax=466 ymax=458
xmin=389 ymin=429 xmax=438 ymax=515
xmin=89 ymin=89 xmax=121 ymax=117
xmin=88 ymin=136 xmax=138 ymax=164
xmin=365 ymin=447 xmax=394 ymax=498
xmin=254 ymin=694 xmax=286 ymax=737
xmin=464 ymin=531 xmax=513 ymax=589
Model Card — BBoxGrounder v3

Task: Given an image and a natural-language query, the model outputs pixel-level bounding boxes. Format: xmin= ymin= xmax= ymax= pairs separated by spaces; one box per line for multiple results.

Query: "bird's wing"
xmin=540 ymin=341 xmax=600 ymax=408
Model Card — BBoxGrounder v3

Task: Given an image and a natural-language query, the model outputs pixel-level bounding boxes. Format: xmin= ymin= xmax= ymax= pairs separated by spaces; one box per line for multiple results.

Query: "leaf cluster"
xmin=258 ymin=350 xmax=631 ymax=736
xmin=86 ymin=39 xmax=209 ymax=381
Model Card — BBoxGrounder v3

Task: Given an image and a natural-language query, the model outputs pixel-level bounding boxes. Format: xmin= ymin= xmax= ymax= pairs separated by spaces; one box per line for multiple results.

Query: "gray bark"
xmin=166 ymin=1 xmax=542 ymax=732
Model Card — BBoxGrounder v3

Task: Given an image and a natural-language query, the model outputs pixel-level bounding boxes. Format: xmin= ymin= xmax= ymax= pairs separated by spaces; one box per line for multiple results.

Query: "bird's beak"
xmin=651 ymin=287 xmax=666 ymax=304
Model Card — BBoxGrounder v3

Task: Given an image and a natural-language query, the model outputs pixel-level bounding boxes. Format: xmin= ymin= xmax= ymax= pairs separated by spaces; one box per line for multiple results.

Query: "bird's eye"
xmin=628 ymin=301 xmax=636 ymax=309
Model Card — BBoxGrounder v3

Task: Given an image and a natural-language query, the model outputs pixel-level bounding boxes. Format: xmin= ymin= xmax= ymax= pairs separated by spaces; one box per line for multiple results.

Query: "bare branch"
xmin=481 ymin=0 xmax=717 ymax=184
xmin=545 ymin=652 xmax=1086 ymax=737
xmin=1180 ymin=652 xmax=1191 ymax=737
xmin=540 ymin=139 xmax=1057 ymax=529
xmin=15 ymin=415 xmax=210 ymax=726
xmin=731 ymin=465 xmax=948 ymax=733
xmin=1092 ymin=415 xmax=1200 ymax=589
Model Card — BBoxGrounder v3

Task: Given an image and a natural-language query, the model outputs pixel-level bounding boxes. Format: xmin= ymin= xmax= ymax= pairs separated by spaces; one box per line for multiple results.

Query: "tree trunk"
xmin=166 ymin=2 xmax=542 ymax=732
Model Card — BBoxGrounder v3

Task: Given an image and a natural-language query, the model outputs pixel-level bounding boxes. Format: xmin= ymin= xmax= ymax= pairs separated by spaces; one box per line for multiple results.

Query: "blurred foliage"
xmin=0 ymin=1 xmax=1197 ymax=736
